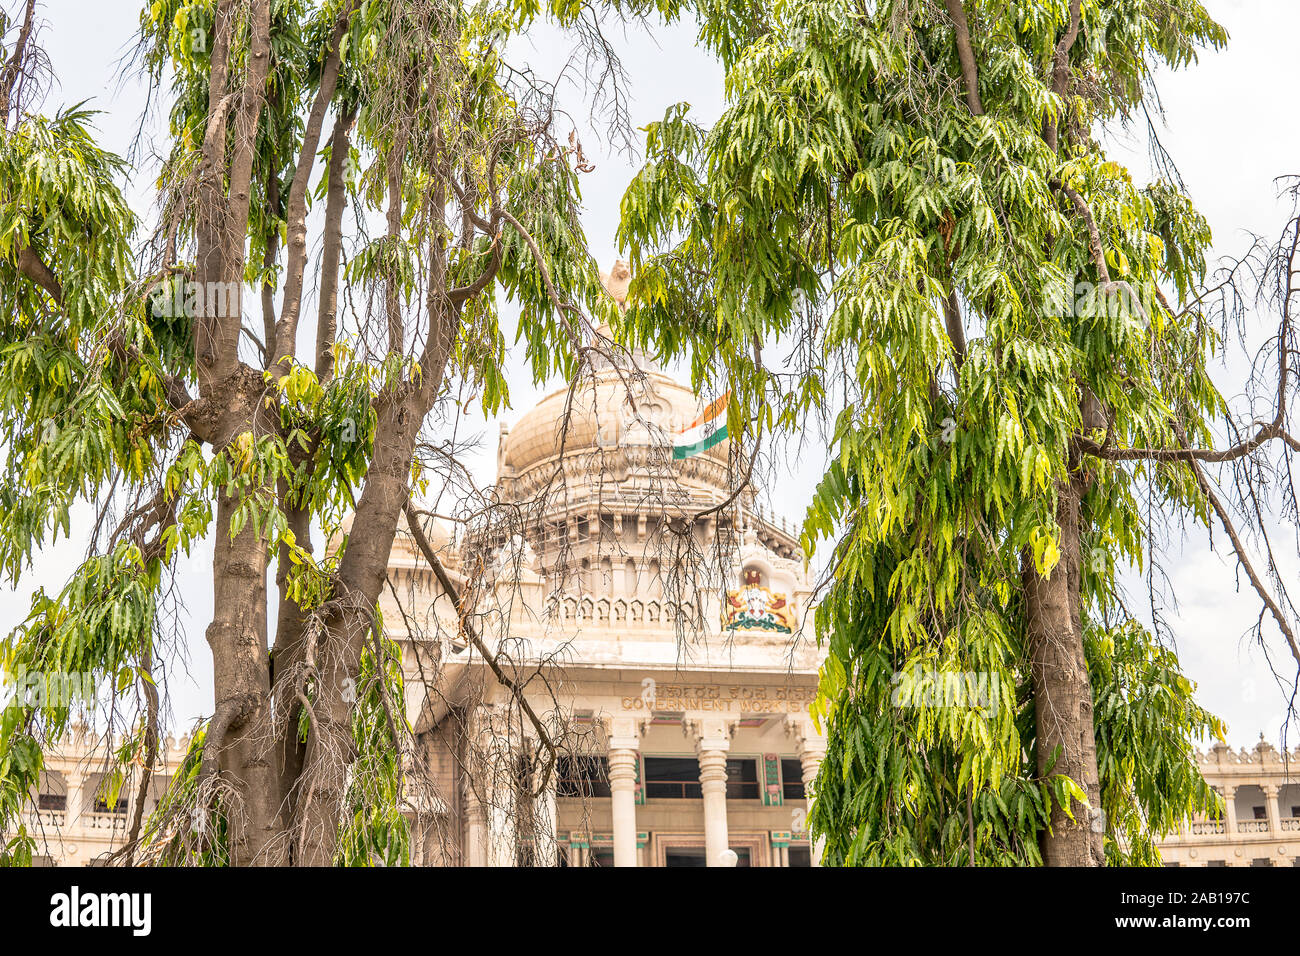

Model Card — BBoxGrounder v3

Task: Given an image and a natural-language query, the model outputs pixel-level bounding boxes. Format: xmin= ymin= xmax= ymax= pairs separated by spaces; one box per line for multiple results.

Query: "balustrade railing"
xmin=84 ymin=812 xmax=128 ymax=833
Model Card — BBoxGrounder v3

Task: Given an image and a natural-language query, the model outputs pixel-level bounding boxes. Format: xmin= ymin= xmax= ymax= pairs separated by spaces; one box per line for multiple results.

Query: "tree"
xmin=0 ymin=0 xmax=663 ymax=865
xmin=618 ymin=0 xmax=1299 ymax=864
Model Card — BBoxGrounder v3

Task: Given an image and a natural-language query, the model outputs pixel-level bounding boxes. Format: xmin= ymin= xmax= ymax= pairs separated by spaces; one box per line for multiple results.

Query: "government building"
xmin=21 ymin=263 xmax=827 ymax=867
xmin=16 ymin=267 xmax=1300 ymax=867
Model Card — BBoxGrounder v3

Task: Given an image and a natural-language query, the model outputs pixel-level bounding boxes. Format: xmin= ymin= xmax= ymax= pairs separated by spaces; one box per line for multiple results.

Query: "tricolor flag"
xmin=673 ymin=391 xmax=730 ymax=460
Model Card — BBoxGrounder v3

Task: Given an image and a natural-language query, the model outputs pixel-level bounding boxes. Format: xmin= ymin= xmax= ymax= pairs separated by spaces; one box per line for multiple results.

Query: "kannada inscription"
xmin=620 ymin=682 xmax=815 ymax=713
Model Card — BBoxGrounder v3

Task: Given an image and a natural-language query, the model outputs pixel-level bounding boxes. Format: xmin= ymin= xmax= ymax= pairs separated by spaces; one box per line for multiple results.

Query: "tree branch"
xmin=401 ymin=500 xmax=557 ymax=796
xmin=270 ymin=2 xmax=355 ymax=379
xmin=1176 ymin=425 xmax=1300 ymax=667
xmin=0 ymin=0 xmax=37 ymax=122
xmin=16 ymin=245 xmax=62 ymax=304
xmin=943 ymin=0 xmax=984 ymax=116
xmin=314 ymin=104 xmax=356 ymax=384
xmin=1043 ymin=0 xmax=1083 ymax=152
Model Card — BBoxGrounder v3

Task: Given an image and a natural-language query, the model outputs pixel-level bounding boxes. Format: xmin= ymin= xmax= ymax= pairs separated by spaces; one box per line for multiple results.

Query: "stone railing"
xmin=1195 ymin=741 xmax=1300 ymax=768
xmin=82 ymin=812 xmax=128 ymax=834
xmin=22 ymin=809 xmax=67 ymax=829
xmin=43 ymin=722 xmax=194 ymax=768
xmin=1190 ymin=820 xmax=1225 ymax=836
xmin=1236 ymin=820 xmax=1270 ymax=834
xmin=549 ymin=596 xmax=701 ymax=631
xmin=1280 ymin=818 xmax=1300 ymax=832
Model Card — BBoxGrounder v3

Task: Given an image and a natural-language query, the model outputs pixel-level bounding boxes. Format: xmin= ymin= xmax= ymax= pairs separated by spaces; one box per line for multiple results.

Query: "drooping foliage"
xmin=0 ymin=0 xmax=667 ymax=865
xmin=615 ymin=0 xmax=1268 ymax=864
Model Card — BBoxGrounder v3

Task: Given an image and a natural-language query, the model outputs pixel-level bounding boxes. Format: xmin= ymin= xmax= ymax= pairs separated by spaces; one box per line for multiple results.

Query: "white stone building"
xmin=20 ymin=264 xmax=828 ymax=867
xmin=1156 ymin=738 xmax=1300 ymax=867
xmin=391 ymin=264 xmax=827 ymax=866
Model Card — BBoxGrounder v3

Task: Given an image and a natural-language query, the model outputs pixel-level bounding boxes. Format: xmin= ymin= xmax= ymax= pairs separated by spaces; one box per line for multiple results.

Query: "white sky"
xmin=2 ymin=0 xmax=1298 ymax=747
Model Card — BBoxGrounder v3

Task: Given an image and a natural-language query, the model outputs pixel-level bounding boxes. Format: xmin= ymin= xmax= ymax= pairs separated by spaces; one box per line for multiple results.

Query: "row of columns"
xmin=605 ymin=713 xmax=826 ymax=867
xmin=1219 ymin=783 xmax=1287 ymax=834
xmin=460 ymin=704 xmax=826 ymax=867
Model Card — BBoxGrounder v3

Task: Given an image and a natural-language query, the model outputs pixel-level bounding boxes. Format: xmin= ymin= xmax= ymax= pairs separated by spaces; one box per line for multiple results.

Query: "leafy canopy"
xmin=618 ymin=0 xmax=1229 ymax=864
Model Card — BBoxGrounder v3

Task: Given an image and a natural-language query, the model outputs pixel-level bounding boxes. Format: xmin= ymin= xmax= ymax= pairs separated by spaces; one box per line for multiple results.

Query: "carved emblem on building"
xmin=723 ymin=570 xmax=797 ymax=633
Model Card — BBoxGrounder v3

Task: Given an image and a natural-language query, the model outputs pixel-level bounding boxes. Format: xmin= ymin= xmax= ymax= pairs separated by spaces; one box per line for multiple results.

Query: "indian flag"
xmin=673 ymin=391 xmax=730 ymax=460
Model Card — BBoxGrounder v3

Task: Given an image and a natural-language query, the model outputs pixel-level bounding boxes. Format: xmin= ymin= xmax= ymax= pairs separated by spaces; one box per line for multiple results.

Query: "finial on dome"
xmin=600 ymin=259 xmax=631 ymax=312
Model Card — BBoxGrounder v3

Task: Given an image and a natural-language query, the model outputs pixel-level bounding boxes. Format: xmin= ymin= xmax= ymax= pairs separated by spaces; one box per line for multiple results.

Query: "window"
xmin=1252 ymin=806 xmax=1267 ymax=820
xmin=556 ymin=756 xmax=610 ymax=799
xmin=725 ymin=758 xmax=759 ymax=800
xmin=1207 ymin=860 xmax=1227 ymax=867
xmin=788 ymin=846 xmax=812 ymax=868
xmin=1291 ymin=805 xmax=1300 ymax=818
xmin=590 ymin=848 xmax=616 ymax=867
xmin=644 ymin=757 xmax=701 ymax=799
xmin=641 ymin=757 xmax=759 ymax=799
xmin=37 ymin=792 xmax=66 ymax=811
xmin=665 ymin=847 xmax=707 ymax=867
xmin=1163 ymin=862 xmax=1181 ymax=868
xmin=93 ymin=796 xmax=124 ymax=814
xmin=1250 ymin=858 xmax=1272 ymax=867
xmin=782 ymin=758 xmax=805 ymax=801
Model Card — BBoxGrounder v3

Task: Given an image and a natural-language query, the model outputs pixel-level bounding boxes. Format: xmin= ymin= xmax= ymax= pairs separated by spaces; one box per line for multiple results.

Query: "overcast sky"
xmin=3 ymin=0 xmax=1298 ymax=747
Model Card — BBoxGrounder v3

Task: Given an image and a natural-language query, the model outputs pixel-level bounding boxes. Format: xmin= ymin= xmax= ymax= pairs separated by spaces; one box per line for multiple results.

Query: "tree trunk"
xmin=292 ymin=386 xmax=429 ymax=864
xmin=292 ymin=298 xmax=456 ymax=864
xmin=189 ymin=0 xmax=278 ymax=864
xmin=1022 ymin=475 xmax=1105 ymax=866
xmin=208 ymin=487 xmax=282 ymax=866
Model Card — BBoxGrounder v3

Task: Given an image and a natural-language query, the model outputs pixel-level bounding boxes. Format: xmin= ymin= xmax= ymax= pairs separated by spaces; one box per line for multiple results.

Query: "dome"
xmin=500 ymin=262 xmax=731 ymax=477
xmin=500 ymin=368 xmax=729 ymax=475
xmin=396 ymin=511 xmax=452 ymax=553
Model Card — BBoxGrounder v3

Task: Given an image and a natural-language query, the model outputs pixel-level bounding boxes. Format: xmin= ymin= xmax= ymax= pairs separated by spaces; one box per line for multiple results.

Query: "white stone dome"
xmin=500 ymin=367 xmax=729 ymax=476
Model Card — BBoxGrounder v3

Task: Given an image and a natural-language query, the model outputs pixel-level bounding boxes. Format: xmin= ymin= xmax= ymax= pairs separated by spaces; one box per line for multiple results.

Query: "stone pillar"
xmin=770 ymin=832 xmax=791 ymax=867
xmin=786 ymin=716 xmax=827 ymax=865
xmin=1263 ymin=784 xmax=1282 ymax=835
xmin=531 ymin=748 xmax=559 ymax=867
xmin=65 ymin=769 xmax=85 ymax=824
xmin=686 ymin=716 xmax=737 ymax=867
xmin=1221 ymin=785 xmax=1238 ymax=836
xmin=463 ymin=780 xmax=488 ymax=867
xmin=603 ymin=716 xmax=645 ymax=867
xmin=468 ymin=703 xmax=518 ymax=867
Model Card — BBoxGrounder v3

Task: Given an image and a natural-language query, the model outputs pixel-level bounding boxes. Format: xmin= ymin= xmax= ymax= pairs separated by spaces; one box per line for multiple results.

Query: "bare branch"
xmin=402 ymin=500 xmax=557 ymax=796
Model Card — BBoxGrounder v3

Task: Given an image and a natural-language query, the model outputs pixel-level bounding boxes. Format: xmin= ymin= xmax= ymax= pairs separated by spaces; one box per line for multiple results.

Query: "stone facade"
xmin=393 ymin=263 xmax=827 ymax=866
xmin=1156 ymin=739 xmax=1300 ymax=867
xmin=20 ymin=725 xmax=191 ymax=866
